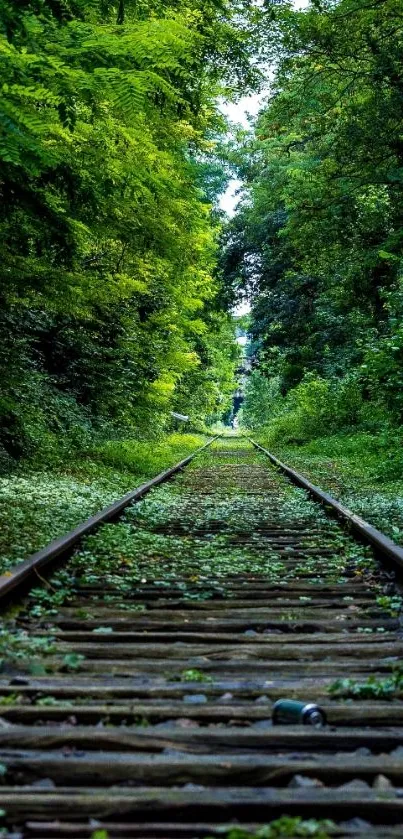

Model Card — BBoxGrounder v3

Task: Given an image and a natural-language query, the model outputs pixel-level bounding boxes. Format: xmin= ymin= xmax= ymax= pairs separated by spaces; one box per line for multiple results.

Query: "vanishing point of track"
xmin=1 ymin=438 xmax=403 ymax=837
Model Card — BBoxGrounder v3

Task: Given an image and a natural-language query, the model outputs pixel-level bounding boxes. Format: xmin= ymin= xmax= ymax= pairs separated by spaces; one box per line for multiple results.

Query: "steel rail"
xmin=0 ymin=437 xmax=217 ymax=602
xmin=250 ymin=439 xmax=403 ymax=571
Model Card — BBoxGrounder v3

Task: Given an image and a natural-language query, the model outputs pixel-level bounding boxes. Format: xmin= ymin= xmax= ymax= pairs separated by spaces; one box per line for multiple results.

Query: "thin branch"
xmin=115 ymin=241 xmax=128 ymax=273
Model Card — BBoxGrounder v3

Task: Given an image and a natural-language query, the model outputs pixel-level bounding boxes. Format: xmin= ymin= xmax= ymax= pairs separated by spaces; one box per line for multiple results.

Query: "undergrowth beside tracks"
xmin=254 ymin=432 xmax=403 ymax=546
xmin=0 ymin=433 xmax=207 ymax=574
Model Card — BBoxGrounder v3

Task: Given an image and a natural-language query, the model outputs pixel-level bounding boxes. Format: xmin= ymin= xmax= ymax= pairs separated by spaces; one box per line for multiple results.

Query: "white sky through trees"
xmin=221 ymin=0 xmax=310 ymax=314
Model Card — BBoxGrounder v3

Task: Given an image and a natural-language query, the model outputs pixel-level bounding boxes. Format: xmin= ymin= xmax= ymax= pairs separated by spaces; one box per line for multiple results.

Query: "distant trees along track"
xmin=1 ymin=438 xmax=403 ymax=837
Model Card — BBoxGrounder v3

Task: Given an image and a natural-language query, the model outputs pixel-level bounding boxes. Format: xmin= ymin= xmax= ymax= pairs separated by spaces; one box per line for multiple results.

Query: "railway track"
xmin=1 ymin=437 xmax=403 ymax=837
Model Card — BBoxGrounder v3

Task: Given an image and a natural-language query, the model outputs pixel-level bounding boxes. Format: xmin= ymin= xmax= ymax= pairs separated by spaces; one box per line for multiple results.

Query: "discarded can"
xmin=272 ymin=699 xmax=327 ymax=728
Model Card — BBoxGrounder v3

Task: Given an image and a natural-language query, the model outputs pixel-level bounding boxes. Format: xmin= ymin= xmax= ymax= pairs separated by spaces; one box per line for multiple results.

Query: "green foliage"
xmin=95 ymin=434 xmax=207 ymax=474
xmin=0 ymin=627 xmax=56 ymax=672
xmin=257 ymin=431 xmax=403 ymax=544
xmin=62 ymin=653 xmax=86 ymax=672
xmin=0 ymin=0 xmax=264 ymax=459
xmin=0 ymin=433 xmax=209 ymax=573
xmin=361 ymin=281 xmax=403 ymax=417
xmin=36 ymin=695 xmax=73 ymax=707
xmin=376 ymin=595 xmax=402 ymax=618
xmin=222 ymin=0 xmax=403 ymax=431
xmin=244 ymin=373 xmax=363 ymax=442
xmin=180 ymin=668 xmax=212 ymax=683
xmin=329 ymin=665 xmax=403 ymax=700
xmin=208 ymin=817 xmax=335 ymax=838
xmin=242 ymin=372 xmax=283 ymax=430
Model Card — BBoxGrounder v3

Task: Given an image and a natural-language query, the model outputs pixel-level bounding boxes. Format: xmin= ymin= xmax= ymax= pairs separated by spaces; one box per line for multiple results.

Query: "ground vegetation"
xmin=0 ymin=432 xmax=207 ymax=572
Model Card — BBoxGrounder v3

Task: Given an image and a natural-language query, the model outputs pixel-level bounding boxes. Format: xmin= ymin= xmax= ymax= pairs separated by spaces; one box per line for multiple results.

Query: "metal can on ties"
xmin=272 ymin=699 xmax=327 ymax=728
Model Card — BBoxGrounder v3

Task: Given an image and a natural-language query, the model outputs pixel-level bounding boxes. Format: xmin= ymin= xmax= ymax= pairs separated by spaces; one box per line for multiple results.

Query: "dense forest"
xmin=222 ymin=0 xmax=403 ymax=460
xmin=0 ymin=0 xmax=265 ymax=464
xmin=1 ymin=0 xmax=403 ymax=472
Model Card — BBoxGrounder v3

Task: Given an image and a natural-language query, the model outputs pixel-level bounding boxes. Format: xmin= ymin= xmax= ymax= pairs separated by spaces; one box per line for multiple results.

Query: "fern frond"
xmin=7 ymin=84 xmax=61 ymax=106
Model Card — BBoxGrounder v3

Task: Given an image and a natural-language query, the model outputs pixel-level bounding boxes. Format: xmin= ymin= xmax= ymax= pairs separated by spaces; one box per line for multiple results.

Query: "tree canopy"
xmin=0 ymin=0 xmax=263 ymax=457
xmin=221 ymin=0 xmax=403 ymax=434
xmin=2 ymin=0 xmax=403 ymax=456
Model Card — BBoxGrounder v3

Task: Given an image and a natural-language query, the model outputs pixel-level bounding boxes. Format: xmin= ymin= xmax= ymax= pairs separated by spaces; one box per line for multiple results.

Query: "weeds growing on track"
xmin=257 ymin=432 xmax=403 ymax=545
xmin=329 ymin=665 xmax=403 ymax=700
xmin=0 ymin=433 xmax=207 ymax=574
xmin=27 ymin=442 xmax=381 ymax=621
xmin=207 ymin=817 xmax=336 ymax=838
xmin=1 ymin=442 xmax=398 ymax=677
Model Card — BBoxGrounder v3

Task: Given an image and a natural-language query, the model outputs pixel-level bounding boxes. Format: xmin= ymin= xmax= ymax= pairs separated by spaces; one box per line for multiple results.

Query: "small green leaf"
xmin=62 ymin=653 xmax=86 ymax=672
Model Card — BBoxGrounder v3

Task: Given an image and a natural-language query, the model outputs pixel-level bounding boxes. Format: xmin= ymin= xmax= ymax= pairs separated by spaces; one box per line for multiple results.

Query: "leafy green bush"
xmin=361 ymin=281 xmax=403 ymax=421
xmin=242 ymin=372 xmax=283 ymax=430
xmin=245 ymin=374 xmax=363 ymax=444
xmin=94 ymin=434 xmax=207 ymax=475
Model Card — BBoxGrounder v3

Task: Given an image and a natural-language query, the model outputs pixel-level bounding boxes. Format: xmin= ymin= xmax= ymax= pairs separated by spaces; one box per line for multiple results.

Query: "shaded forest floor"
xmin=0 ymin=433 xmax=208 ymax=574
xmin=256 ymin=432 xmax=403 ymax=546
